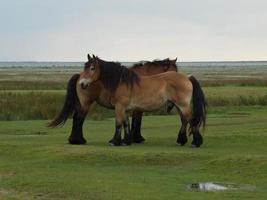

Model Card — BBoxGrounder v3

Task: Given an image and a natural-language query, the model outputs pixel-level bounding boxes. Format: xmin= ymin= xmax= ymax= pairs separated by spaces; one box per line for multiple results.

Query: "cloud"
xmin=0 ymin=0 xmax=267 ymax=61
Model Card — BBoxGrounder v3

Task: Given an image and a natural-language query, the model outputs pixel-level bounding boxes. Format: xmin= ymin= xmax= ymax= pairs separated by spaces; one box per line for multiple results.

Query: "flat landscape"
xmin=0 ymin=63 xmax=267 ymax=199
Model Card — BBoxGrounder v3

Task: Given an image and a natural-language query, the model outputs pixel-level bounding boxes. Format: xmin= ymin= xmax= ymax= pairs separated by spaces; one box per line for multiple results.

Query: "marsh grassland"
xmin=0 ymin=64 xmax=267 ymax=199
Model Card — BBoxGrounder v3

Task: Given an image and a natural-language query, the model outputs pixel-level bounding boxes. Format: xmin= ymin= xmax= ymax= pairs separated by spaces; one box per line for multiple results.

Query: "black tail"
xmin=189 ymin=76 xmax=207 ymax=128
xmin=48 ymin=74 xmax=80 ymax=127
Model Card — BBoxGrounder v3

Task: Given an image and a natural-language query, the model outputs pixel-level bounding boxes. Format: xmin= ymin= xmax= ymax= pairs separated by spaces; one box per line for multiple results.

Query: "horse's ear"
xmin=87 ymin=54 xmax=91 ymax=61
xmin=91 ymin=54 xmax=99 ymax=64
xmin=172 ymin=57 xmax=177 ymax=64
xmin=92 ymin=54 xmax=100 ymax=62
xmin=94 ymin=56 xmax=99 ymax=66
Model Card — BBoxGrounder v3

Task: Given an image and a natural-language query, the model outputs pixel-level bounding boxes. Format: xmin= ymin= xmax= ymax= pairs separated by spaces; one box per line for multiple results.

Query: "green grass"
xmin=1 ymin=85 xmax=267 ymax=120
xmin=204 ymin=86 xmax=267 ymax=106
xmin=2 ymin=79 xmax=267 ymax=90
xmin=0 ymin=106 xmax=267 ymax=199
xmin=0 ymin=81 xmax=67 ymax=90
xmin=1 ymin=64 xmax=267 ymax=91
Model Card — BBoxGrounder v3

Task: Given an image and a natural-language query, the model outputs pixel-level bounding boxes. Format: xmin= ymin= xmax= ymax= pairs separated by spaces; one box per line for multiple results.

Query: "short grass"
xmin=0 ymin=106 xmax=267 ymax=199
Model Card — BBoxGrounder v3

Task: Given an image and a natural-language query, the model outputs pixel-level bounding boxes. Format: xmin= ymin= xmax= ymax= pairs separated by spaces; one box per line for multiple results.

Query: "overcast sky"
xmin=0 ymin=0 xmax=267 ymax=61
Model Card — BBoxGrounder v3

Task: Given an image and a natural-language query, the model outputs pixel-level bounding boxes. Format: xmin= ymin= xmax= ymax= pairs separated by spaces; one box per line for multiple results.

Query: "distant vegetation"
xmin=0 ymin=80 xmax=66 ymax=90
xmin=1 ymin=86 xmax=267 ymax=121
xmin=0 ymin=64 xmax=267 ymax=120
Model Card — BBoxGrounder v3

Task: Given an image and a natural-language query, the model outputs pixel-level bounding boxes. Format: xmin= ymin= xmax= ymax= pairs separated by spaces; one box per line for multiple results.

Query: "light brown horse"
xmin=78 ymin=55 xmax=207 ymax=147
xmin=49 ymin=55 xmax=177 ymax=144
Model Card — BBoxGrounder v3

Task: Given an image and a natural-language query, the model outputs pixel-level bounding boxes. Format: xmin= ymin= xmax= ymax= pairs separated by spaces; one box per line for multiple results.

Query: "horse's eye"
xmin=90 ymin=66 xmax=95 ymax=71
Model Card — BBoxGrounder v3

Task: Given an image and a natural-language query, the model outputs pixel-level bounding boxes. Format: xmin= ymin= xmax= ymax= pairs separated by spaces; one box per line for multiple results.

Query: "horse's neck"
xmin=130 ymin=64 xmax=175 ymax=76
xmin=130 ymin=66 xmax=147 ymax=75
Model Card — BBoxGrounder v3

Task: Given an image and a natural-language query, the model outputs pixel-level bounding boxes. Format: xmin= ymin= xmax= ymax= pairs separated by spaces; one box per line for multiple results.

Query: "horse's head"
xmin=168 ymin=58 xmax=178 ymax=72
xmin=147 ymin=57 xmax=178 ymax=73
xmin=79 ymin=54 xmax=101 ymax=89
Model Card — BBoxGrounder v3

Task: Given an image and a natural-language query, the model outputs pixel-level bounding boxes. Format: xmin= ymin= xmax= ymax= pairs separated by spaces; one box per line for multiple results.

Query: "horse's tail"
xmin=48 ymin=74 xmax=80 ymax=127
xmin=189 ymin=75 xmax=207 ymax=128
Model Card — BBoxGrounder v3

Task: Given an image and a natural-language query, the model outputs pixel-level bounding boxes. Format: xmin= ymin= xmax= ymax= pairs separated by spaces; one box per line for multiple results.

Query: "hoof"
xmin=191 ymin=143 xmax=201 ymax=148
xmin=191 ymin=138 xmax=203 ymax=148
xmin=108 ymin=138 xmax=122 ymax=146
xmin=133 ymin=136 xmax=145 ymax=143
xmin=177 ymin=134 xmax=188 ymax=146
xmin=178 ymin=142 xmax=186 ymax=146
xmin=122 ymin=139 xmax=132 ymax=146
xmin=68 ymin=137 xmax=87 ymax=145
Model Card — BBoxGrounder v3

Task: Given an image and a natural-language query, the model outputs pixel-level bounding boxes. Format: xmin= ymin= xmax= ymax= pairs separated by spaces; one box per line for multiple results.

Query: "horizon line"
xmin=1 ymin=60 xmax=267 ymax=63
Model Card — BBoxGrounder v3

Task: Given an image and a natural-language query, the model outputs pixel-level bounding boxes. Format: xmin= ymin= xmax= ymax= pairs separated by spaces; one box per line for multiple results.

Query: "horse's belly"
xmin=96 ymin=92 xmax=114 ymax=109
xmin=128 ymin=93 xmax=168 ymax=111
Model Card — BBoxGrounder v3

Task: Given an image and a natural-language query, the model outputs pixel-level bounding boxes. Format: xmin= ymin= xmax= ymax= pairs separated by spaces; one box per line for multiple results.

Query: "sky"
xmin=0 ymin=0 xmax=267 ymax=61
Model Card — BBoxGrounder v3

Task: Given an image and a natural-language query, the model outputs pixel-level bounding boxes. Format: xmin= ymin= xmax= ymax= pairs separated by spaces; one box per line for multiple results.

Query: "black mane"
xmin=98 ymin=59 xmax=140 ymax=92
xmin=132 ymin=58 xmax=175 ymax=68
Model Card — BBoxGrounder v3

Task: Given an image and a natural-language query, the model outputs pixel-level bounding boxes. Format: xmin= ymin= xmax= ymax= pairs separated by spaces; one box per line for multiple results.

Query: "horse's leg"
xmin=108 ymin=121 xmax=122 ymax=146
xmin=109 ymin=104 xmax=126 ymax=146
xmin=122 ymin=113 xmax=132 ymax=145
xmin=190 ymin=126 xmax=203 ymax=148
xmin=131 ymin=111 xmax=145 ymax=143
xmin=176 ymin=109 xmax=188 ymax=146
xmin=178 ymin=105 xmax=203 ymax=147
xmin=172 ymin=102 xmax=192 ymax=146
xmin=68 ymin=107 xmax=87 ymax=144
xmin=69 ymin=83 xmax=97 ymax=145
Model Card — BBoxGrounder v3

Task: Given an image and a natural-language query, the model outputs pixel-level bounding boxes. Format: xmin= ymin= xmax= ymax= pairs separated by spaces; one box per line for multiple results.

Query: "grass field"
xmin=0 ymin=64 xmax=267 ymax=199
xmin=1 ymin=86 xmax=267 ymax=120
xmin=0 ymin=106 xmax=267 ymax=200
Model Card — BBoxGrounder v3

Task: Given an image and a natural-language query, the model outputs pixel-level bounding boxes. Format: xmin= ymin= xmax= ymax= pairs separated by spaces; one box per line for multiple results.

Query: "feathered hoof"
xmin=177 ymin=134 xmax=188 ymax=146
xmin=191 ymin=139 xmax=202 ymax=148
xmin=68 ymin=136 xmax=87 ymax=145
xmin=122 ymin=138 xmax=132 ymax=145
xmin=132 ymin=136 xmax=145 ymax=143
xmin=108 ymin=138 xmax=122 ymax=146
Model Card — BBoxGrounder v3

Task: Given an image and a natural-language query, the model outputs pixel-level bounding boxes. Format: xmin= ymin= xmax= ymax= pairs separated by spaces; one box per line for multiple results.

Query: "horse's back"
xmin=151 ymin=71 xmax=191 ymax=86
xmin=155 ymin=71 xmax=193 ymax=103
xmin=135 ymin=71 xmax=191 ymax=94
xmin=170 ymin=71 xmax=192 ymax=89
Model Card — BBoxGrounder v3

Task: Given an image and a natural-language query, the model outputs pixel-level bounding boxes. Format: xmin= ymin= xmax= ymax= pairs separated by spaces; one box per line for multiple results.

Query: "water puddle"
xmin=189 ymin=182 xmax=256 ymax=191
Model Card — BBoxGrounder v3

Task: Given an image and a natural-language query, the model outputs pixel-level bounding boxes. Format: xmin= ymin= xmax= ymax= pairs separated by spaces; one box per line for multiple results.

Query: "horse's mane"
xmin=98 ymin=59 xmax=140 ymax=92
xmin=132 ymin=58 xmax=177 ymax=70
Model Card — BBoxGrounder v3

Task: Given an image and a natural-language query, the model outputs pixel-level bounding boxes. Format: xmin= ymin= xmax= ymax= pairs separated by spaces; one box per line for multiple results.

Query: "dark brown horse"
xmin=76 ymin=55 xmax=207 ymax=147
xmin=49 ymin=55 xmax=177 ymax=144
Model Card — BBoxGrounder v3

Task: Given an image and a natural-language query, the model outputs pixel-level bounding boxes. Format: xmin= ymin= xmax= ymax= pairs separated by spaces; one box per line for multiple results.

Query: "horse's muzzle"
xmin=79 ymin=79 xmax=90 ymax=89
